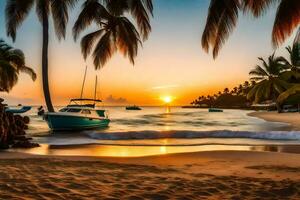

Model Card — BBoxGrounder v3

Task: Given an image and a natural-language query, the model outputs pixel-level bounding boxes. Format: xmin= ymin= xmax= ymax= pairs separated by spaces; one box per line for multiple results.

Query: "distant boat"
xmin=126 ymin=105 xmax=142 ymax=110
xmin=208 ymin=108 xmax=223 ymax=112
xmin=44 ymin=98 xmax=110 ymax=131
xmin=5 ymin=106 xmax=32 ymax=114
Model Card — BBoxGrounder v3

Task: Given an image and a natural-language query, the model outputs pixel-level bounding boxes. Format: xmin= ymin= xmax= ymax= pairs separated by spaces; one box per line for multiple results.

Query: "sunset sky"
xmin=0 ymin=0 xmax=297 ymax=106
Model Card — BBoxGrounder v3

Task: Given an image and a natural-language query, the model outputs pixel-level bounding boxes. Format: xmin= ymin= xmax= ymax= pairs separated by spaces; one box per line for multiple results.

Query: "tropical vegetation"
xmin=247 ymin=53 xmax=290 ymax=104
xmin=192 ymin=41 xmax=300 ymax=112
xmin=190 ymin=81 xmax=252 ymax=109
xmin=0 ymin=39 xmax=36 ymax=92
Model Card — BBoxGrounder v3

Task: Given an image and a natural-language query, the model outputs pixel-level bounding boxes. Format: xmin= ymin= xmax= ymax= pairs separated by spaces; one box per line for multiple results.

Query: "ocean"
xmin=11 ymin=106 xmax=300 ymax=157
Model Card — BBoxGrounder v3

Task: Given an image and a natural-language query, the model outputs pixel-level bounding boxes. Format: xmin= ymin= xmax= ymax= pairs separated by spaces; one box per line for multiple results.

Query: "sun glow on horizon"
xmin=162 ymin=96 xmax=173 ymax=104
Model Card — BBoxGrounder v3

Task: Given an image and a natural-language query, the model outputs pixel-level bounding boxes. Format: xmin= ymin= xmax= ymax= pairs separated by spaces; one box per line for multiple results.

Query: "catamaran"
xmin=44 ymin=66 xmax=110 ymax=131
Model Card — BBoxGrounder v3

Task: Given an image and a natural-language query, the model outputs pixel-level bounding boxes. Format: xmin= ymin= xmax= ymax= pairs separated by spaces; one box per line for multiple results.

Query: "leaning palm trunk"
xmin=42 ymin=6 xmax=54 ymax=112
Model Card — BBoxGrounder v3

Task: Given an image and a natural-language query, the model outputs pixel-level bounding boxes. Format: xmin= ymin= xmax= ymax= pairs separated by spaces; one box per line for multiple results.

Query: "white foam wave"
xmin=87 ymin=130 xmax=300 ymax=141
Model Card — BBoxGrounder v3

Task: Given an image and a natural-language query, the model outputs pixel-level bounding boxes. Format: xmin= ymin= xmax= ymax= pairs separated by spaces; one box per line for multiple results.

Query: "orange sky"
xmin=0 ymin=1 xmax=296 ymax=106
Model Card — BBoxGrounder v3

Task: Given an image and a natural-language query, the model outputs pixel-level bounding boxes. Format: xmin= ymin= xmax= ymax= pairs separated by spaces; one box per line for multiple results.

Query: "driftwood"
xmin=0 ymin=98 xmax=39 ymax=149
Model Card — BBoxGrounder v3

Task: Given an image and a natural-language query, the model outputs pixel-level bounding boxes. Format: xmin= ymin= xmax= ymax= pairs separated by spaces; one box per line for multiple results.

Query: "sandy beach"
xmin=248 ymin=111 xmax=300 ymax=131
xmin=0 ymin=150 xmax=300 ymax=199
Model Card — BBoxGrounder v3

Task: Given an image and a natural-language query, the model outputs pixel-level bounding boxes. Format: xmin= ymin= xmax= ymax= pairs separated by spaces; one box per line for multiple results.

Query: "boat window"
xmin=67 ymin=108 xmax=81 ymax=113
xmin=59 ymin=108 xmax=68 ymax=112
xmin=96 ymin=110 xmax=105 ymax=117
xmin=81 ymin=109 xmax=91 ymax=114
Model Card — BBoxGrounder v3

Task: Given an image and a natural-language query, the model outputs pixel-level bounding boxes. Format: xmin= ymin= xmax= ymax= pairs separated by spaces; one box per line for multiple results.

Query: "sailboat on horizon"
xmin=44 ymin=66 xmax=110 ymax=131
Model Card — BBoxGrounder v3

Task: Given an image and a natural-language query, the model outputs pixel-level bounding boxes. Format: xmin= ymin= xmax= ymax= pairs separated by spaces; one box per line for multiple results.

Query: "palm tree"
xmin=202 ymin=0 xmax=300 ymax=58
xmin=247 ymin=54 xmax=290 ymax=103
xmin=223 ymin=87 xmax=229 ymax=94
xmin=237 ymin=84 xmax=243 ymax=95
xmin=0 ymin=39 xmax=36 ymax=92
xmin=5 ymin=0 xmax=77 ymax=112
xmin=232 ymin=87 xmax=238 ymax=95
xmin=73 ymin=0 xmax=153 ymax=69
xmin=278 ymin=45 xmax=300 ymax=83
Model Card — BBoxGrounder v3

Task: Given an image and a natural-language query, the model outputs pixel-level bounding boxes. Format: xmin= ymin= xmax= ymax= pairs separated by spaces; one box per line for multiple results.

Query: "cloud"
xmin=151 ymin=84 xmax=179 ymax=90
xmin=105 ymin=95 xmax=128 ymax=104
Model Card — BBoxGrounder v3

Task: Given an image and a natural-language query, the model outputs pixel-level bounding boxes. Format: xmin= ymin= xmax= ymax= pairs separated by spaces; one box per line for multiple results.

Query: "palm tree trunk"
xmin=42 ymin=7 xmax=54 ymax=112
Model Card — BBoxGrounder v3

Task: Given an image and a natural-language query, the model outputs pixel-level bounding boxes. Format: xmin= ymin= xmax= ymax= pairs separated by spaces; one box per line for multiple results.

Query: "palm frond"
xmin=105 ymin=0 xmax=129 ymax=16
xmin=8 ymin=49 xmax=25 ymax=67
xmin=50 ymin=0 xmax=77 ymax=40
xmin=255 ymin=81 xmax=267 ymax=103
xmin=272 ymin=0 xmax=300 ymax=47
xmin=250 ymin=77 xmax=265 ymax=81
xmin=5 ymin=0 xmax=34 ymax=41
xmin=81 ymin=29 xmax=104 ymax=59
xmin=0 ymin=60 xmax=18 ymax=92
xmin=73 ymin=0 xmax=110 ymax=41
xmin=201 ymin=0 xmax=240 ymax=58
xmin=242 ymin=0 xmax=276 ymax=17
xmin=128 ymin=0 xmax=152 ymax=40
xmin=19 ymin=65 xmax=37 ymax=81
xmin=247 ymin=83 xmax=261 ymax=100
xmin=0 ymin=40 xmax=36 ymax=92
xmin=93 ymin=32 xmax=115 ymax=69
xmin=115 ymin=17 xmax=141 ymax=64
xmin=273 ymin=78 xmax=291 ymax=94
xmin=141 ymin=0 xmax=153 ymax=16
xmin=36 ymin=0 xmax=50 ymax=24
xmin=277 ymin=84 xmax=300 ymax=105
xmin=249 ymin=65 xmax=269 ymax=77
xmin=264 ymin=81 xmax=272 ymax=100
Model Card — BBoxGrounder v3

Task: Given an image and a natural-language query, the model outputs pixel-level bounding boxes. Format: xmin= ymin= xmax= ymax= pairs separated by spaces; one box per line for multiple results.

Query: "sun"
xmin=162 ymin=96 xmax=172 ymax=104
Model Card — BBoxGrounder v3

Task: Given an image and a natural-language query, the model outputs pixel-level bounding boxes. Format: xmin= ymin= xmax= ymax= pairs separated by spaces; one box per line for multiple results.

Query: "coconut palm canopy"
xmin=247 ymin=53 xmax=290 ymax=103
xmin=202 ymin=0 xmax=300 ymax=58
xmin=73 ymin=0 xmax=153 ymax=69
xmin=0 ymin=39 xmax=36 ymax=92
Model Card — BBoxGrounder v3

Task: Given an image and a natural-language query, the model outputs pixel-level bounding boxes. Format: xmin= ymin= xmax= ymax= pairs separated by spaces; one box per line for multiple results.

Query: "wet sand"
xmin=0 ymin=151 xmax=300 ymax=199
xmin=248 ymin=111 xmax=300 ymax=130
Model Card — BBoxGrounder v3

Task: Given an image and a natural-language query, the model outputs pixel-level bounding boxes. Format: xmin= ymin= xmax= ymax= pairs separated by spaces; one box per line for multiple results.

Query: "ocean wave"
xmin=87 ymin=130 xmax=300 ymax=141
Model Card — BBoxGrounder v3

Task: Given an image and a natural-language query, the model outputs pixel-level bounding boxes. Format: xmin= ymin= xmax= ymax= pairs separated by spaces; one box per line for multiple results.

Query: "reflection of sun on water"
xmin=160 ymin=146 xmax=167 ymax=154
xmin=161 ymin=96 xmax=173 ymax=113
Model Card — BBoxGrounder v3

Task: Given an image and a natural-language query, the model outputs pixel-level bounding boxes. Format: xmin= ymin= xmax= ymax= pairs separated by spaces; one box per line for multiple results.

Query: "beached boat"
xmin=45 ymin=99 xmax=110 ymax=131
xmin=126 ymin=105 xmax=142 ymax=110
xmin=5 ymin=106 xmax=32 ymax=114
xmin=208 ymin=108 xmax=223 ymax=112
xmin=45 ymin=67 xmax=110 ymax=131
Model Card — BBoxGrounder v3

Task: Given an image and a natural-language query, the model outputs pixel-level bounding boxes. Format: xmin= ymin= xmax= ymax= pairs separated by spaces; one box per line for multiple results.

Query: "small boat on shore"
xmin=208 ymin=108 xmax=223 ymax=112
xmin=45 ymin=67 xmax=110 ymax=131
xmin=45 ymin=99 xmax=110 ymax=131
xmin=5 ymin=106 xmax=32 ymax=114
xmin=126 ymin=105 xmax=142 ymax=110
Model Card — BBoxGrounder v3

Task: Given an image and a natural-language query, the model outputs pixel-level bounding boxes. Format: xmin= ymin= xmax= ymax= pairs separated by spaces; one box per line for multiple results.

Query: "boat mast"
xmin=80 ymin=65 xmax=88 ymax=99
xmin=94 ymin=76 xmax=98 ymax=102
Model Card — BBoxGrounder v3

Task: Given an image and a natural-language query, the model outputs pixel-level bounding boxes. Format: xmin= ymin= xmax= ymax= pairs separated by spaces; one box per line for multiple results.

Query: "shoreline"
xmin=0 ymin=150 xmax=300 ymax=199
xmin=248 ymin=111 xmax=300 ymax=131
xmin=6 ymin=143 xmax=300 ymax=158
